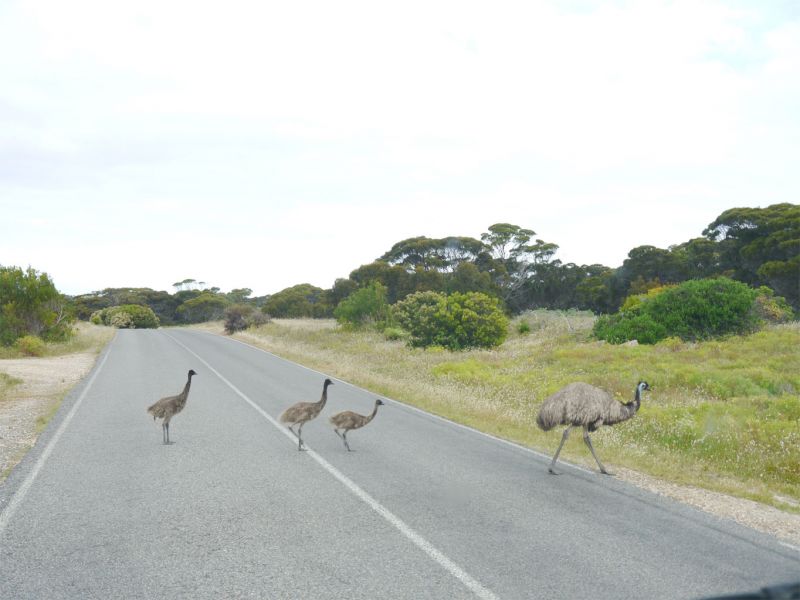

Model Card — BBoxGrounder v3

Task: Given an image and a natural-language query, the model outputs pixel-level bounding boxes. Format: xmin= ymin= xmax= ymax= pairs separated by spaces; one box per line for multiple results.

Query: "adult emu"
xmin=147 ymin=369 xmax=197 ymax=444
xmin=536 ymin=381 xmax=650 ymax=475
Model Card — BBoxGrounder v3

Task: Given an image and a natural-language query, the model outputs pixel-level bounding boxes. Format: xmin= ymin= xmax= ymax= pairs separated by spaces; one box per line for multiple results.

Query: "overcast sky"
xmin=1 ymin=0 xmax=798 ymax=297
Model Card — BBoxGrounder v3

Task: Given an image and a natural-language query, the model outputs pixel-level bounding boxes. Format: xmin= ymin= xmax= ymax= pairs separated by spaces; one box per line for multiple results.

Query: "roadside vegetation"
xmin=205 ymin=313 xmax=800 ymax=512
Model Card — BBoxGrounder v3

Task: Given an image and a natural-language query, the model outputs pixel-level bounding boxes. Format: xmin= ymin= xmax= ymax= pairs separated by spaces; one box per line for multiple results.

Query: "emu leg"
xmin=548 ymin=427 xmax=572 ymax=474
xmin=162 ymin=422 xmax=167 ymax=444
xmin=343 ymin=431 xmax=351 ymax=452
xmin=582 ymin=428 xmax=611 ymax=475
xmin=164 ymin=421 xmax=172 ymax=445
xmin=297 ymin=423 xmax=305 ymax=451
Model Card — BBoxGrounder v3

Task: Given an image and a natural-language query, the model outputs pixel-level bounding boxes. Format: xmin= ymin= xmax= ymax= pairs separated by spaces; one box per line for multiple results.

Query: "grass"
xmin=0 ymin=372 xmax=23 ymax=403
xmin=200 ymin=310 xmax=800 ymax=512
xmin=0 ymin=322 xmax=115 ymax=360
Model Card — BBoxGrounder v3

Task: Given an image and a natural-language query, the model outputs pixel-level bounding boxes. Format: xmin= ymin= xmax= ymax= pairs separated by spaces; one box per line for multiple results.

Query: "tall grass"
xmin=222 ymin=314 xmax=800 ymax=510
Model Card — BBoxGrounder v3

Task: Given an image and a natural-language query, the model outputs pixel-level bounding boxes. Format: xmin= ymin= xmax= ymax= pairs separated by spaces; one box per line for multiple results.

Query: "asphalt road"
xmin=1 ymin=329 xmax=797 ymax=599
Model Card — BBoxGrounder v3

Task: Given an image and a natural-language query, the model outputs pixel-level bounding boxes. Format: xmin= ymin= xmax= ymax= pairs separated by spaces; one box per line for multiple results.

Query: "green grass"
xmin=207 ymin=313 xmax=800 ymax=510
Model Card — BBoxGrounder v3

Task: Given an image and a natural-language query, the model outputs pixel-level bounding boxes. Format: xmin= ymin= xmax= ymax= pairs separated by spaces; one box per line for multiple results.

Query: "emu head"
xmin=188 ymin=369 xmax=197 ymax=377
xmin=323 ymin=378 xmax=334 ymax=387
xmin=376 ymin=399 xmax=385 ymax=406
xmin=637 ymin=381 xmax=650 ymax=393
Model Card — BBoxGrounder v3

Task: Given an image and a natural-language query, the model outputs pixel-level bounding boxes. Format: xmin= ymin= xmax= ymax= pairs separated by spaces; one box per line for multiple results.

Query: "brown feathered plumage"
xmin=147 ymin=369 xmax=196 ymax=444
xmin=279 ymin=378 xmax=334 ymax=450
xmin=536 ymin=381 xmax=650 ymax=475
xmin=329 ymin=399 xmax=384 ymax=451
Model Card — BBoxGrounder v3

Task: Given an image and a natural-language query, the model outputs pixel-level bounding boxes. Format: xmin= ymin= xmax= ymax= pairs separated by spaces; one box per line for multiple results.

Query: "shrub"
xmin=593 ymin=312 xmax=667 ymax=345
xmin=383 ymin=327 xmax=407 ymax=341
xmin=334 ymin=282 xmax=390 ymax=328
xmin=394 ymin=291 xmax=508 ymax=350
xmin=223 ymin=304 xmax=270 ymax=334
xmin=15 ymin=335 xmax=46 ymax=357
xmin=593 ymin=277 xmax=765 ymax=344
xmin=109 ymin=311 xmax=134 ymax=328
xmin=94 ymin=305 xmax=160 ymax=329
xmin=517 ymin=321 xmax=531 ymax=335
xmin=0 ymin=266 xmax=74 ymax=346
xmin=752 ymin=286 xmax=794 ymax=324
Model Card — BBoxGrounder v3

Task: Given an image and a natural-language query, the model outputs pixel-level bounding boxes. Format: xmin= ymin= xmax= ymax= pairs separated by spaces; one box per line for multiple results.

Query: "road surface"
xmin=1 ymin=329 xmax=797 ymax=599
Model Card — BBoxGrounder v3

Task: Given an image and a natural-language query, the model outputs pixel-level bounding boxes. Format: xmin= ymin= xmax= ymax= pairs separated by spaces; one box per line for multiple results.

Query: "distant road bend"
xmin=0 ymin=329 xmax=797 ymax=599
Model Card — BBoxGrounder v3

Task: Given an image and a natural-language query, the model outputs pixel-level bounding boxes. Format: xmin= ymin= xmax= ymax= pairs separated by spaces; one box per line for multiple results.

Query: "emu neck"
xmin=317 ymin=383 xmax=330 ymax=409
xmin=367 ymin=402 xmax=380 ymax=422
xmin=624 ymin=387 xmax=642 ymax=415
xmin=182 ymin=376 xmax=193 ymax=398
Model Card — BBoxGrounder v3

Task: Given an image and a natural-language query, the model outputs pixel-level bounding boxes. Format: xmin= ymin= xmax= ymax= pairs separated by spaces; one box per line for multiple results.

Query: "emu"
xmin=536 ymin=381 xmax=650 ymax=475
xmin=279 ymin=378 xmax=334 ymax=450
xmin=329 ymin=399 xmax=384 ymax=451
xmin=147 ymin=369 xmax=197 ymax=445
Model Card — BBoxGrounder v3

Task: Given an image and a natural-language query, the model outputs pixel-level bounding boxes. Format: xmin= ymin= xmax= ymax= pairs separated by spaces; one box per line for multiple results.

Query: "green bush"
xmin=15 ymin=335 xmax=46 ymax=357
xmin=592 ymin=312 xmax=667 ymax=345
xmin=94 ymin=305 xmax=160 ymax=329
xmin=383 ymin=327 xmax=408 ymax=341
xmin=593 ymin=277 xmax=766 ymax=344
xmin=394 ymin=291 xmax=508 ymax=350
xmin=0 ymin=266 xmax=74 ymax=346
xmin=517 ymin=321 xmax=531 ymax=335
xmin=334 ymin=282 xmax=390 ymax=328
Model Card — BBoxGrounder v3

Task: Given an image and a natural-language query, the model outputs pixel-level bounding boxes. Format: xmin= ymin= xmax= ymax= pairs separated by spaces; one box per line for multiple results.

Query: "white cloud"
xmin=0 ymin=0 xmax=798 ymax=296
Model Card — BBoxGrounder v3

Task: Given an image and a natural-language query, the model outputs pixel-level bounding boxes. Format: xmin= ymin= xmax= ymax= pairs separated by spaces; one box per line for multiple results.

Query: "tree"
xmin=480 ymin=223 xmax=535 ymax=261
xmin=176 ymin=292 xmax=229 ymax=323
xmin=617 ymin=245 xmax=686 ymax=294
xmin=334 ymin=282 xmax=390 ymax=328
xmin=0 ymin=266 xmax=73 ymax=345
xmin=704 ymin=203 xmax=800 ymax=308
xmin=262 ymin=284 xmax=330 ymax=318
xmin=226 ymin=288 xmax=253 ymax=304
xmin=380 ymin=236 xmax=487 ymax=273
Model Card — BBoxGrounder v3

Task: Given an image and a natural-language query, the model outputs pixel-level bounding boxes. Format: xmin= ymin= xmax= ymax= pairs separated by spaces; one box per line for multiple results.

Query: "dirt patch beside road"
xmin=0 ymin=353 xmax=97 ymax=478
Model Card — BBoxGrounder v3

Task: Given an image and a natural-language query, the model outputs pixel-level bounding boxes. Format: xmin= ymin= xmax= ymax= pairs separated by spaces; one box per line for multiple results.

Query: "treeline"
xmin=71 ymin=282 xmax=268 ymax=326
xmin=2 ymin=203 xmax=796 ymax=349
xmin=265 ymin=203 xmax=799 ymax=317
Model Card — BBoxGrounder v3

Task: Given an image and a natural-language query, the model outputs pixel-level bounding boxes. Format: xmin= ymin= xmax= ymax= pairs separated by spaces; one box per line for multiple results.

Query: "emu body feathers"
xmin=147 ymin=369 xmax=196 ymax=444
xmin=279 ymin=378 xmax=334 ymax=450
xmin=536 ymin=381 xmax=650 ymax=475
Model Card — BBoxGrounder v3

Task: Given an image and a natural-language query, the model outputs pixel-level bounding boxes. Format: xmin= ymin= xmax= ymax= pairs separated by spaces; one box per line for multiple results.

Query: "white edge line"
xmin=163 ymin=331 xmax=499 ymax=600
xmin=185 ymin=328 xmax=594 ymax=476
xmin=204 ymin=332 xmax=800 ymax=556
xmin=779 ymin=541 xmax=800 ymax=554
xmin=0 ymin=342 xmax=113 ymax=533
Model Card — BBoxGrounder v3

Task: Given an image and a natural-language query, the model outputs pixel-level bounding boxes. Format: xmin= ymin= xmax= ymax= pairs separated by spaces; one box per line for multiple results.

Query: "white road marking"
xmin=779 ymin=541 xmax=800 ymax=554
xmin=165 ymin=331 xmax=500 ymax=600
xmin=0 ymin=343 xmax=113 ymax=534
xmin=208 ymin=330 xmax=595 ymax=475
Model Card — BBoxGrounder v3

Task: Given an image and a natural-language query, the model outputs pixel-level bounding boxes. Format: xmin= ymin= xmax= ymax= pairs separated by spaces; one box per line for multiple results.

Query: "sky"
xmin=1 ymin=0 xmax=798 ymax=297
